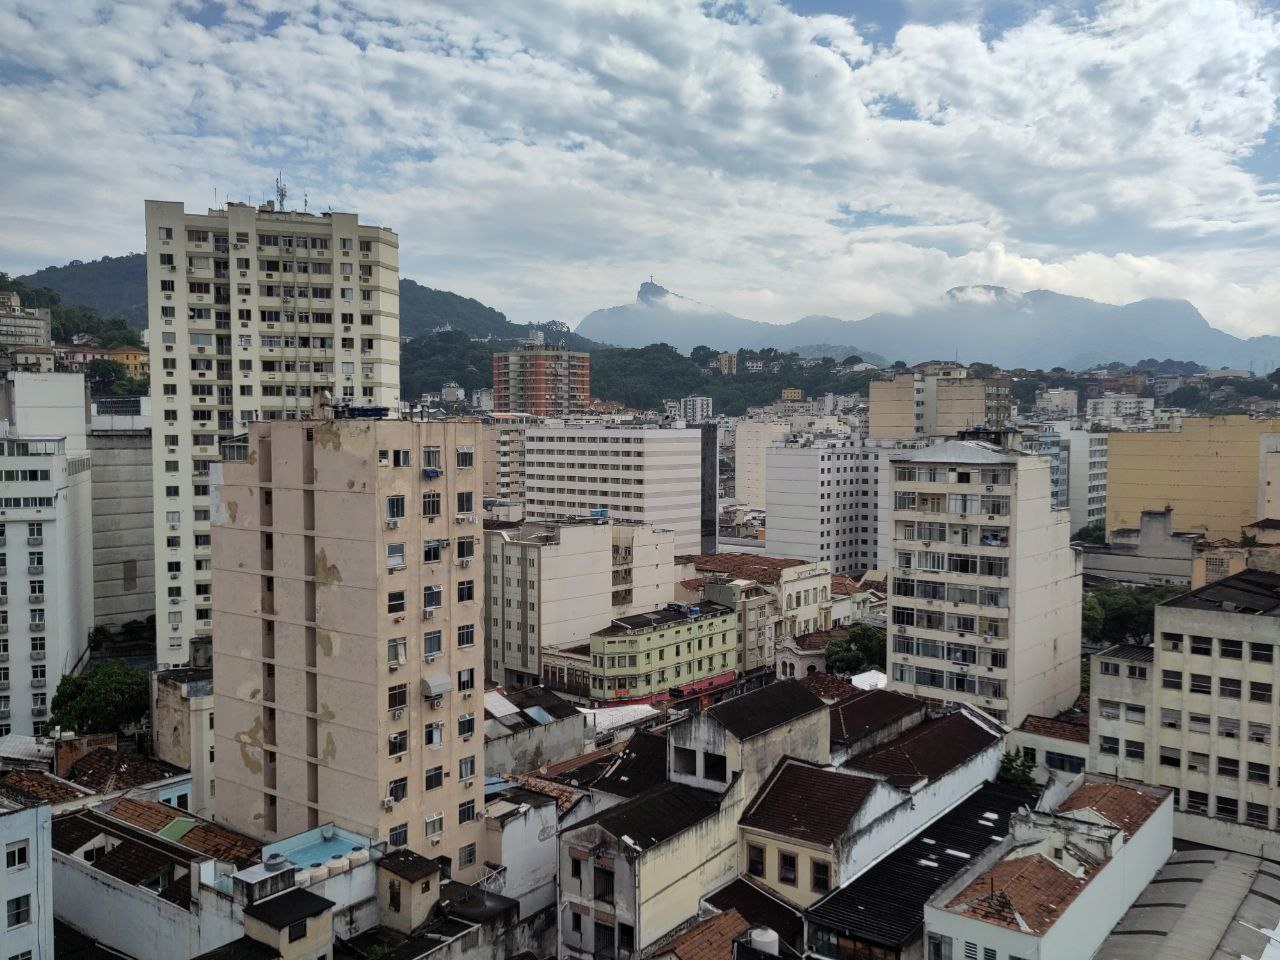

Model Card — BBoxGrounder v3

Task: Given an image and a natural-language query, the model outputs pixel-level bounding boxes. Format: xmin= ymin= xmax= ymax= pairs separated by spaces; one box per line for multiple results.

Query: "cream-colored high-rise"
xmin=211 ymin=418 xmax=486 ymax=878
xmin=145 ymin=200 xmax=400 ymax=667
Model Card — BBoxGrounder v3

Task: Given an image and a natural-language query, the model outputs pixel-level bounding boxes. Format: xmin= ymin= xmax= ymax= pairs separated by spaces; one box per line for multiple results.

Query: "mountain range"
xmin=576 ymin=281 xmax=1280 ymax=370
xmin=17 ymin=256 xmax=1280 ymax=370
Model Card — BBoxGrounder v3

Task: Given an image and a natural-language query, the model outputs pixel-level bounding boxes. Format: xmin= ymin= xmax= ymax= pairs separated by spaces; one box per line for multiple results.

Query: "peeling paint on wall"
xmin=225 ymin=499 xmax=238 ymax=523
xmin=317 ymin=703 xmax=337 ymax=762
xmin=237 ymin=716 xmax=265 ymax=774
xmin=316 ymin=629 xmax=337 ymax=657
xmin=314 ymin=420 xmax=343 ymax=450
xmin=314 ymin=549 xmax=343 ymax=586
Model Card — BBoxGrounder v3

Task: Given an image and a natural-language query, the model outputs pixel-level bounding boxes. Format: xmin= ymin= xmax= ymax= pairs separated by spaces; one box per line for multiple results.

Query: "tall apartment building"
xmin=1106 ymin=416 xmax=1280 ymax=541
xmin=484 ymin=518 xmax=675 ymax=688
xmin=523 ymin=424 xmax=714 ymax=555
xmin=0 ymin=791 xmax=53 ymax=960
xmin=675 ymin=396 xmax=713 ymax=423
xmin=481 ymin=412 xmax=540 ymax=503
xmin=764 ymin=434 xmax=896 ymax=575
xmin=88 ymin=397 xmax=155 ymax=629
xmin=211 ymin=417 xmax=486 ymax=878
xmin=733 ymin=419 xmax=790 ymax=510
xmin=145 ymin=199 xmax=400 ymax=667
xmin=1090 ymin=570 xmax=1280 ymax=856
xmin=0 ymin=372 xmax=93 ymax=738
xmin=1086 ymin=393 xmax=1154 ymax=423
xmin=886 ymin=439 xmax=1082 ymax=726
xmin=869 ymin=365 xmax=1012 ymax=440
xmin=492 ymin=342 xmax=589 ymax=417
xmin=1056 ymin=422 xmax=1109 ymax=534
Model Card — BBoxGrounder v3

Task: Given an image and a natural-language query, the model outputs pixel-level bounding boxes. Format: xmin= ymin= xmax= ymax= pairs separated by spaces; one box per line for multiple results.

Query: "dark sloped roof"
xmin=52 ymin=812 xmax=105 ymax=853
xmin=66 ymin=748 xmax=185 ymax=792
xmin=705 ymin=877 xmax=804 ymax=946
xmin=798 ymin=673 xmax=858 ymax=703
xmin=593 ymin=730 xmax=668 ymax=798
xmin=0 ymin=769 xmax=92 ymax=804
xmin=1097 ymin=643 xmax=1155 ymax=663
xmin=243 ymin=888 xmax=333 ymax=929
xmin=192 ymin=936 xmax=282 ymax=960
xmin=380 ymin=848 xmax=440 ymax=883
xmin=503 ymin=685 xmax=581 ymax=721
xmin=1163 ymin=568 xmax=1280 ymax=616
xmin=572 ymin=781 xmax=721 ymax=850
xmin=830 ymin=689 xmax=924 ymax=746
xmin=740 ymin=759 xmax=883 ymax=846
xmin=806 ymin=782 xmax=1035 ymax=948
xmin=705 ymin=680 xmax=824 ymax=741
xmin=93 ymin=838 xmax=177 ymax=886
xmin=845 ymin=709 xmax=1000 ymax=788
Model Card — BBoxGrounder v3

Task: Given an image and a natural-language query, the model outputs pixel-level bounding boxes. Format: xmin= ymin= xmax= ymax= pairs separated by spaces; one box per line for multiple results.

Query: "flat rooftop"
xmin=1163 ymin=568 xmax=1280 ymax=616
xmin=596 ymin=601 xmax=733 ymax=636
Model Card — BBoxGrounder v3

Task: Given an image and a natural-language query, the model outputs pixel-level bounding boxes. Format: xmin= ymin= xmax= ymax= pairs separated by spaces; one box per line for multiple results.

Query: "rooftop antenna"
xmin=275 ymin=173 xmax=288 ymax=211
xmin=303 ymin=191 xmax=308 ymax=214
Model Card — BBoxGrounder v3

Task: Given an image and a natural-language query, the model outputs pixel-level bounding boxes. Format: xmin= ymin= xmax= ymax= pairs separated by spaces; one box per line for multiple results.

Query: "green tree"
xmin=1072 ymin=521 xmax=1107 ymax=545
xmin=84 ymin=358 xmax=129 ymax=395
xmin=1166 ymin=385 xmax=1204 ymax=409
xmin=1082 ymin=585 xmax=1185 ymax=645
xmin=49 ymin=661 xmax=150 ymax=735
xmin=690 ymin=345 xmax=716 ymax=367
xmin=997 ymin=751 xmax=1038 ymax=789
xmin=824 ymin=623 xmax=887 ymax=674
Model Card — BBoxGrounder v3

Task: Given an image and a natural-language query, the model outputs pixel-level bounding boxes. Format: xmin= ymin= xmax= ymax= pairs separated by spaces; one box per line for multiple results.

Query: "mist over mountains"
xmin=576 ymin=282 xmax=1280 ymax=370
xmin=17 ymin=256 xmax=1280 ymax=371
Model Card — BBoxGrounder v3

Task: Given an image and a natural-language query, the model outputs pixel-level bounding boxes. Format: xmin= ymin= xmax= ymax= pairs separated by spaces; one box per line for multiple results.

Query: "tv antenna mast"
xmin=275 ymin=173 xmax=288 ymax=211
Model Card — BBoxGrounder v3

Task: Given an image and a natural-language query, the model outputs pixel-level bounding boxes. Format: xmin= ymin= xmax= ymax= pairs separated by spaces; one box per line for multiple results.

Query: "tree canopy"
xmin=49 ymin=661 xmax=150 ymax=735
xmin=1082 ymin=584 xmax=1186 ymax=646
xmin=824 ymin=623 xmax=886 ymax=675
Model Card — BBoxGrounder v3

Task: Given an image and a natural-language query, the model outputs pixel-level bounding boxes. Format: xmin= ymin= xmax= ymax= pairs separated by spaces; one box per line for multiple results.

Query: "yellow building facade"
xmin=1106 ymin=417 xmax=1280 ymax=541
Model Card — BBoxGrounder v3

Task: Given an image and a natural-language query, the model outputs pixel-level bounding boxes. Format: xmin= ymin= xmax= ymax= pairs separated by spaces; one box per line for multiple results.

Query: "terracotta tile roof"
xmin=93 ymin=838 xmax=180 ymax=887
xmin=830 ymin=689 xmax=925 ymax=746
xmin=667 ymin=909 xmax=749 ymax=960
xmin=66 ymin=748 xmax=184 ymax=793
xmin=1019 ymin=714 xmax=1089 ymax=744
xmin=831 ymin=575 xmax=859 ymax=597
xmin=790 ymin=626 xmax=846 ymax=652
xmin=181 ymin=822 xmax=262 ymax=868
xmin=1055 ymin=780 xmax=1169 ymax=839
xmin=104 ymin=796 xmax=261 ymax=866
xmin=543 ymin=746 xmax=616 ymax=778
xmin=845 ymin=708 xmax=1000 ymax=788
xmin=684 ymin=553 xmax=805 ymax=585
xmin=740 ymin=759 xmax=881 ymax=847
xmin=52 ymin=812 xmax=105 ymax=854
xmin=510 ymin=774 xmax=587 ymax=816
xmin=944 ymin=854 xmax=1091 ymax=934
xmin=798 ymin=673 xmax=857 ymax=703
xmin=680 ymin=577 xmax=711 ymax=592
xmin=105 ymin=797 xmax=179 ymax=832
xmin=0 ymin=769 xmax=93 ymax=805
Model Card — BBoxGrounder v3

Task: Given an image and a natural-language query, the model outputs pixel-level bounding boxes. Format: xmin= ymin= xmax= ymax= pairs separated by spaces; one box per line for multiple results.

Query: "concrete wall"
xmin=1106 ymin=417 xmax=1280 ymax=540
xmin=484 ymin=712 xmax=590 ymax=777
xmin=733 ymin=420 xmax=789 ymax=510
xmin=481 ymin=799 xmax=560 ymax=917
xmin=89 ymin=428 xmax=154 ymax=628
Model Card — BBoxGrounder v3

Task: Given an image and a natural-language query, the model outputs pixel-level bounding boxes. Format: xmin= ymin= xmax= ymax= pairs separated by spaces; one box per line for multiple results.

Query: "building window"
xmin=388 ymin=684 xmax=407 ymax=711
xmin=1127 ymin=664 xmax=1147 ymax=680
xmin=1218 ymin=757 xmax=1239 ymax=778
xmin=388 ymin=777 xmax=408 ymax=801
xmin=1125 ymin=740 xmax=1145 ymax=761
xmin=1220 ymin=678 xmax=1242 ymax=699
xmin=778 ymin=851 xmax=797 ymax=885
xmin=1217 ymin=796 xmax=1239 ymax=821
xmin=1160 ymin=746 xmax=1181 ymax=767
xmin=388 ymin=636 xmax=407 ymax=667
xmin=422 ymin=492 xmax=441 ymax=517
xmin=387 ymin=543 xmax=406 ymax=570
xmin=459 ymin=800 xmax=476 ymax=823
xmin=424 ymin=585 xmax=442 ymax=609
xmin=1190 ymin=635 xmax=1212 ymax=656
xmin=387 ymin=591 xmax=406 ymax=615
xmin=459 ymin=843 xmax=476 ymax=868
xmin=385 ymin=494 xmax=405 ymax=520
xmin=703 ymin=751 xmax=727 ymax=781
xmin=1189 ymin=674 xmax=1212 ymax=694
xmin=1247 ymin=803 xmax=1270 ymax=827
xmin=457 ymin=491 xmax=474 ymax=513
xmin=927 ymin=934 xmax=953 ymax=960
xmin=747 ymin=844 xmax=765 ymax=877
xmin=457 ymin=624 xmax=475 ymax=648
xmin=673 ymin=746 xmax=696 ymax=775
xmin=458 ymin=668 xmax=475 ymax=692
xmin=389 ymin=823 xmax=408 ymax=847
xmin=426 ymin=814 xmax=444 ymax=837
xmin=460 ymin=755 xmax=475 ymax=779
xmin=458 ymin=713 xmax=475 ymax=737
xmin=425 ymin=723 xmax=443 ymax=746
xmin=1161 ymin=670 xmax=1182 ymax=690
xmin=425 ymin=766 xmax=444 ymax=790
xmin=4 ymin=842 xmax=27 ymax=870
xmin=456 ymin=447 xmax=474 ymax=469
xmin=388 ymin=731 xmax=408 ymax=756
xmin=1045 ymin=751 xmax=1084 ymax=773
xmin=388 ymin=879 xmax=401 ymax=913
xmin=424 ymin=631 xmax=442 ymax=656
xmin=457 ymin=580 xmax=474 ymax=602
xmin=1220 ymin=639 xmax=1243 ymax=659
xmin=1252 ymin=682 xmax=1273 ymax=704
xmin=812 ymin=859 xmax=831 ymax=893
xmin=1099 ymin=661 xmax=1119 ymax=676
xmin=393 ymin=449 xmax=412 ymax=467
xmin=288 ymin=920 xmax=307 ymax=943
xmin=1251 ymin=642 xmax=1274 ymax=663
xmin=6 ymin=894 xmax=30 ymax=928
xmin=1099 ymin=736 xmax=1119 ymax=755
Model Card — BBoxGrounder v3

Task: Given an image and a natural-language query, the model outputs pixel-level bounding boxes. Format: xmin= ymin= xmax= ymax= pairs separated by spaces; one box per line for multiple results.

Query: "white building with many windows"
xmin=0 ymin=372 xmax=93 ymax=737
xmin=886 ymin=439 xmax=1082 ymax=726
xmin=523 ymin=425 xmax=708 ymax=555
xmin=145 ymin=199 xmax=400 ymax=666
xmin=764 ymin=434 xmax=898 ymax=575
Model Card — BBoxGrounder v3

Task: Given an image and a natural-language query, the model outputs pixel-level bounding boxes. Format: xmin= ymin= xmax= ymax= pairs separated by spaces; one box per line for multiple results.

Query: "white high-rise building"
xmin=676 ymin=396 xmax=713 ymax=424
xmin=484 ymin=518 xmax=676 ymax=688
xmin=0 ymin=792 xmax=53 ymax=960
xmin=523 ymin=425 xmax=711 ymax=555
xmin=886 ymin=439 xmax=1082 ymax=726
xmin=764 ymin=434 xmax=898 ymax=575
xmin=0 ymin=372 xmax=93 ymax=738
xmin=145 ymin=200 xmax=400 ymax=666
xmin=1056 ymin=422 xmax=1109 ymax=533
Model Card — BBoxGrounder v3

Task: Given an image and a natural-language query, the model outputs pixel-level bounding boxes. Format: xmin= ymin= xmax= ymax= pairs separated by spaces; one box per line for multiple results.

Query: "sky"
xmin=1 ymin=0 xmax=1279 ymax=336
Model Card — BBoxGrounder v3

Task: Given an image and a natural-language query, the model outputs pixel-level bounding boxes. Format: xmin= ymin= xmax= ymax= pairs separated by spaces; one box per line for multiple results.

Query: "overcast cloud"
xmin=1 ymin=0 xmax=1278 ymax=335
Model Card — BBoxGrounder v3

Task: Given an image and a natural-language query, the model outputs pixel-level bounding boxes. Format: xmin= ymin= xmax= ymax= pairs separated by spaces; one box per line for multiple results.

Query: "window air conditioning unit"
xmin=423 ymin=609 xmax=434 ymax=620
xmin=391 ymin=708 xmax=404 ymax=720
xmin=430 ymin=697 xmax=443 ymax=710
xmin=426 ymin=654 xmax=437 ymax=663
xmin=382 ymin=797 xmax=395 ymax=810
xmin=385 ymin=519 xmax=400 ymax=529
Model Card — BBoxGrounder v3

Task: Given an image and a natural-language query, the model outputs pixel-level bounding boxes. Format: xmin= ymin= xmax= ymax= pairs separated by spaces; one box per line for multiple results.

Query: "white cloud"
xmin=0 ymin=0 xmax=1278 ymax=338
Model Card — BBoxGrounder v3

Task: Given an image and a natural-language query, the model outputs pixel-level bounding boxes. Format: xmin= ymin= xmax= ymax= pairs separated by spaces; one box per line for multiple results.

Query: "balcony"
xmin=30 ymin=650 xmax=44 ymax=661
xmin=26 ymin=536 xmax=42 ymax=546
xmin=31 ymin=679 xmax=44 ymax=689
xmin=0 ymin=709 xmax=8 ymax=720
xmin=27 ymin=565 xmax=43 ymax=575
xmin=27 ymin=594 xmax=44 ymax=605
xmin=31 ymin=706 xmax=46 ymax=717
